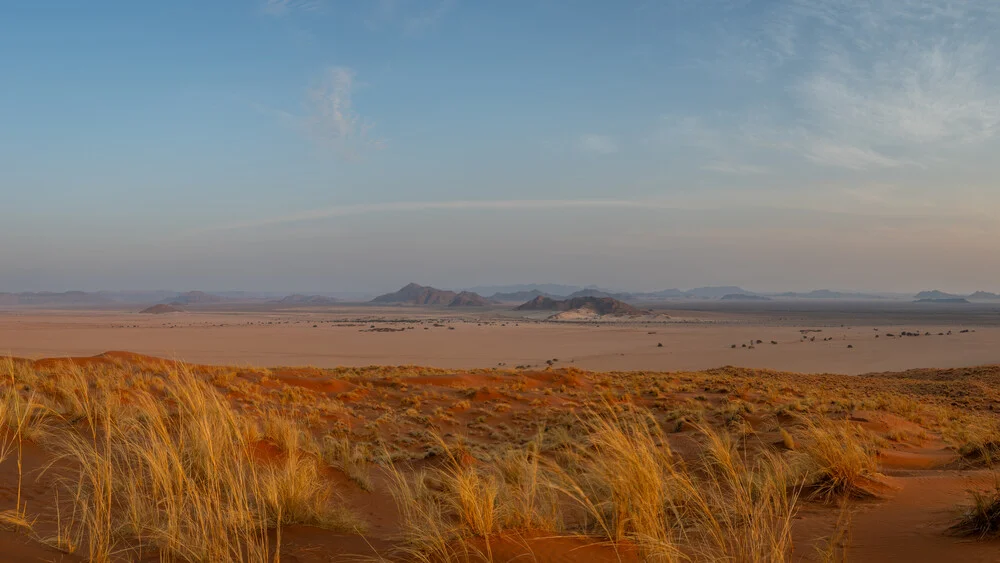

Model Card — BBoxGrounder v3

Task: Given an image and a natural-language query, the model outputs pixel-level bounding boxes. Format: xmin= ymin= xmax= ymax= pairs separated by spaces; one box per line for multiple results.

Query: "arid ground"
xmin=3 ymin=301 xmax=1000 ymax=374
xmin=1 ymin=302 xmax=999 ymax=561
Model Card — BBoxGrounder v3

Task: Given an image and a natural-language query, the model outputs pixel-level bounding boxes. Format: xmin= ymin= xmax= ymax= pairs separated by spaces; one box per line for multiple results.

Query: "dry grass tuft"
xmin=384 ymin=435 xmax=561 ymax=562
xmin=45 ymin=365 xmax=359 ymax=562
xmin=799 ymin=420 xmax=882 ymax=501
xmin=7 ymin=353 xmax=1000 ymax=561
xmin=322 ymin=435 xmax=374 ymax=491
xmin=957 ymin=424 xmax=1000 ymax=466
xmin=385 ymin=405 xmax=798 ymax=562
xmin=950 ymin=481 xmax=1000 ymax=539
xmin=780 ymin=427 xmax=796 ymax=450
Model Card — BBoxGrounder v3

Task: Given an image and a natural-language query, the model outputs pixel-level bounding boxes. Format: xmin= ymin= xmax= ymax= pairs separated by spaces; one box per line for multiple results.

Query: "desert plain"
xmin=1 ymin=299 xmax=1000 ymax=562
xmin=3 ymin=300 xmax=1000 ymax=374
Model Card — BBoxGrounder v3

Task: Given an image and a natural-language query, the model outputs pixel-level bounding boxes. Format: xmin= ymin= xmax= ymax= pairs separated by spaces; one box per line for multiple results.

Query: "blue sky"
xmin=2 ymin=1 xmax=999 ymax=293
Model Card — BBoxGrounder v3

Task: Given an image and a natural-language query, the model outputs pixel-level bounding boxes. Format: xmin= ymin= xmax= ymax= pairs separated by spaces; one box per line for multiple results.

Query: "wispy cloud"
xmin=303 ymin=67 xmax=384 ymax=158
xmin=365 ymin=0 xmax=457 ymax=35
xmin=403 ymin=0 xmax=457 ymax=35
xmin=191 ymin=199 xmax=683 ymax=233
xmin=650 ymin=114 xmax=775 ymax=171
xmin=790 ymin=1 xmax=1000 ymax=167
xmin=253 ymin=67 xmax=384 ymax=159
xmin=690 ymin=0 xmax=1000 ymax=171
xmin=797 ymin=39 xmax=999 ymax=157
xmin=702 ymin=162 xmax=769 ymax=175
xmin=577 ymin=134 xmax=619 ymax=155
xmin=802 ymin=141 xmax=906 ymax=171
xmin=261 ymin=0 xmax=323 ymax=16
xmin=186 ymin=193 xmax=995 ymax=241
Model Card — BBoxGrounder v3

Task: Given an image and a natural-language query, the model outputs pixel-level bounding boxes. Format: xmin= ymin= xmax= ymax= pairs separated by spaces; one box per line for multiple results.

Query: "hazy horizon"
xmin=4 ymin=1 xmax=1000 ymax=294
xmin=0 ymin=282 xmax=988 ymax=299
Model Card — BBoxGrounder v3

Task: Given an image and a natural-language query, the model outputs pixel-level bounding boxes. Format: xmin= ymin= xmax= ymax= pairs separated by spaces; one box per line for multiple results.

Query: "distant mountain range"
xmin=372 ymin=283 xmax=457 ymax=305
xmin=5 ymin=285 xmax=999 ymax=308
xmin=490 ymin=289 xmax=558 ymax=302
xmin=774 ymin=289 xmax=884 ymax=299
xmin=275 ymin=294 xmax=339 ymax=306
xmin=721 ymin=293 xmax=772 ymax=301
xmin=163 ymin=291 xmax=228 ymax=306
xmin=371 ymin=283 xmax=493 ymax=307
xmin=914 ymin=290 xmax=1000 ymax=301
xmin=0 ymin=291 xmax=114 ymax=306
xmin=140 ymin=304 xmax=184 ymax=314
xmin=483 ymin=285 xmax=750 ymax=302
xmin=449 ymin=291 xmax=492 ymax=307
xmin=484 ymin=285 xmax=972 ymax=302
xmin=465 ymin=284 xmax=587 ymax=298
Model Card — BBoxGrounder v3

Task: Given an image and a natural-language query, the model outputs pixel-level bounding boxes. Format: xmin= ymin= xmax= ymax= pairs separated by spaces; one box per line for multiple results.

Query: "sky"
xmin=2 ymin=0 xmax=999 ymax=294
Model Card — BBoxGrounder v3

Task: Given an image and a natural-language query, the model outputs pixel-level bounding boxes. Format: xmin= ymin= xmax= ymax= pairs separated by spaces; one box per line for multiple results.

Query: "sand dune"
xmin=2 ymin=352 xmax=1000 ymax=561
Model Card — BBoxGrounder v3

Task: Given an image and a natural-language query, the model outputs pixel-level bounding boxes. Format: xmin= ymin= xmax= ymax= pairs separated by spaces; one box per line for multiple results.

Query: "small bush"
xmin=951 ymin=485 xmax=1000 ymax=539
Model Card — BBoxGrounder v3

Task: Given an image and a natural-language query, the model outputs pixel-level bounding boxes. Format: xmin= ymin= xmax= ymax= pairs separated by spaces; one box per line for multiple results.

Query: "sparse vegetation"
xmin=0 ymin=353 xmax=999 ymax=560
xmin=951 ymin=480 xmax=1000 ymax=539
xmin=799 ymin=420 xmax=882 ymax=501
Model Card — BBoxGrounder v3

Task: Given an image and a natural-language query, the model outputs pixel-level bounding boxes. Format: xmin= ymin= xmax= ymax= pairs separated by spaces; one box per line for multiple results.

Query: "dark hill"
xmin=516 ymin=296 xmax=643 ymax=316
xmin=448 ymin=291 xmax=491 ymax=307
xmin=490 ymin=290 xmax=556 ymax=302
xmin=371 ymin=283 xmax=463 ymax=305
xmin=140 ymin=304 xmax=184 ymax=314
xmin=914 ymin=290 xmax=963 ymax=300
xmin=566 ymin=289 xmax=629 ymax=300
xmin=516 ymin=296 xmax=560 ymax=310
xmin=685 ymin=286 xmax=750 ymax=299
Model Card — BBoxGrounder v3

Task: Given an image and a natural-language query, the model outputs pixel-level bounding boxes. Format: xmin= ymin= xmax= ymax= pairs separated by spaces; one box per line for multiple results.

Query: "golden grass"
xmin=0 ymin=358 xmax=49 ymax=535
xmin=384 ymin=407 xmax=798 ymax=562
xmin=384 ymin=435 xmax=562 ymax=562
xmin=321 ymin=435 xmax=374 ymax=491
xmin=3 ymin=354 xmax=1000 ymax=561
xmin=780 ymin=427 xmax=796 ymax=450
xmin=956 ymin=423 xmax=1000 ymax=466
xmin=3 ymin=361 xmax=359 ymax=562
xmin=799 ymin=420 xmax=882 ymax=501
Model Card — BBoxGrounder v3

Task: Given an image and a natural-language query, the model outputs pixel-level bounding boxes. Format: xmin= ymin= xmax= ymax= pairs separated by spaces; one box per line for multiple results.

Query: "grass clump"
xmin=950 ymin=482 xmax=1000 ymax=539
xmin=385 ymin=405 xmax=799 ymax=562
xmin=957 ymin=423 xmax=1000 ymax=465
xmin=321 ymin=435 xmax=374 ymax=491
xmin=800 ymin=420 xmax=882 ymax=501
xmin=385 ymin=436 xmax=560 ymax=562
xmin=49 ymin=365 xmax=358 ymax=562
